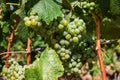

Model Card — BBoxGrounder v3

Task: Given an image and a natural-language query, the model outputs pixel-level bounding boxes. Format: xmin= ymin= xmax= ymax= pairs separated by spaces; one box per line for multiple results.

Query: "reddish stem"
xmin=0 ymin=8 xmax=2 ymax=14
xmin=26 ymin=38 xmax=32 ymax=65
xmin=4 ymin=17 xmax=20 ymax=68
xmin=58 ymin=77 xmax=65 ymax=80
xmin=94 ymin=14 xmax=107 ymax=80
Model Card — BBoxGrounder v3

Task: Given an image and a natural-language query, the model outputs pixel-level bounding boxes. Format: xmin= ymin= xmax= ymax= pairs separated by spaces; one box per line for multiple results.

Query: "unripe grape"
xmin=31 ymin=19 xmax=38 ymax=26
xmin=64 ymin=40 xmax=70 ymax=46
xmin=54 ymin=43 xmax=61 ymax=49
xmin=69 ymin=63 xmax=72 ymax=68
xmin=90 ymin=2 xmax=95 ymax=7
xmin=72 ymin=37 xmax=79 ymax=43
xmin=60 ymin=47 xmax=66 ymax=52
xmin=63 ymin=31 xmax=68 ymax=36
xmin=86 ymin=3 xmax=90 ymax=8
xmin=69 ymin=29 xmax=75 ymax=35
xmin=65 ymin=54 xmax=70 ymax=59
xmin=24 ymin=17 xmax=29 ymax=21
xmin=60 ymin=19 xmax=68 ymax=26
xmin=72 ymin=55 xmax=77 ymax=60
xmin=71 ymin=59 xmax=74 ymax=62
xmin=0 ymin=15 xmax=3 ymax=19
xmin=67 ymin=72 xmax=71 ymax=76
xmin=58 ymin=24 xmax=64 ymax=29
xmin=25 ymin=20 xmax=31 ymax=27
xmin=30 ymin=15 xmax=34 ymax=20
xmin=34 ymin=16 xmax=39 ymax=21
xmin=37 ymin=22 xmax=42 ymax=27
xmin=65 ymin=34 xmax=71 ymax=40
xmin=75 ymin=21 xmax=83 ymax=27
xmin=73 ymin=68 xmax=79 ymax=73
xmin=76 ymin=62 xmax=82 ymax=68
xmin=61 ymin=57 xmax=66 ymax=60
xmin=77 ymin=59 xmax=80 ymax=62
xmin=77 ymin=34 xmax=82 ymax=39
xmin=90 ymin=7 xmax=94 ymax=10
xmin=65 ymin=50 xmax=70 ymax=54
xmin=72 ymin=61 xmax=77 ymax=67
xmin=75 ymin=29 xmax=80 ymax=34
xmin=60 ymin=52 xmax=65 ymax=57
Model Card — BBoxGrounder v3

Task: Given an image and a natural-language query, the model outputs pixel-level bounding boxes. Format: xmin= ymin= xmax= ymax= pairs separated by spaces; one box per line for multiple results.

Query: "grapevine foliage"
xmin=0 ymin=0 xmax=120 ymax=80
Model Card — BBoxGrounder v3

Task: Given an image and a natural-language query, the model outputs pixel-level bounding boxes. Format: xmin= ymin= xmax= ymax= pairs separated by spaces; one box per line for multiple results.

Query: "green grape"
xmin=64 ymin=40 xmax=70 ymax=46
xmin=72 ymin=61 xmax=77 ymax=67
xmin=30 ymin=15 xmax=34 ymax=20
xmin=37 ymin=22 xmax=42 ymax=27
xmin=63 ymin=31 xmax=68 ymax=36
xmin=71 ymin=59 xmax=74 ymax=62
xmin=65 ymin=54 xmax=70 ymax=59
xmin=78 ymin=70 xmax=81 ymax=74
xmin=0 ymin=15 xmax=3 ymax=19
xmin=24 ymin=17 xmax=29 ymax=21
xmin=77 ymin=59 xmax=80 ymax=62
xmin=75 ymin=29 xmax=80 ymax=34
xmin=90 ymin=2 xmax=95 ymax=7
xmin=60 ymin=52 xmax=65 ymax=57
xmin=73 ymin=67 xmax=79 ymax=73
xmin=72 ymin=55 xmax=77 ymax=60
xmin=54 ymin=43 xmax=61 ymax=49
xmin=76 ymin=62 xmax=82 ymax=68
xmin=25 ymin=20 xmax=31 ymax=27
xmin=61 ymin=57 xmax=66 ymax=60
xmin=60 ymin=47 xmax=66 ymax=52
xmin=75 ymin=21 xmax=83 ymax=27
xmin=58 ymin=24 xmax=64 ymax=29
xmin=90 ymin=7 xmax=94 ymax=10
xmin=69 ymin=29 xmax=75 ymax=35
xmin=34 ymin=16 xmax=39 ymax=21
xmin=65 ymin=50 xmax=71 ymax=54
xmin=72 ymin=37 xmax=79 ymax=43
xmin=67 ymin=72 xmax=71 ymax=76
xmin=65 ymin=34 xmax=71 ymax=40
xmin=60 ymin=40 xmax=65 ymax=45
xmin=69 ymin=63 xmax=72 ymax=68
xmin=60 ymin=19 xmax=68 ymax=26
xmin=31 ymin=19 xmax=38 ymax=26
xmin=77 ymin=34 xmax=82 ymax=39
xmin=86 ymin=3 xmax=90 ymax=8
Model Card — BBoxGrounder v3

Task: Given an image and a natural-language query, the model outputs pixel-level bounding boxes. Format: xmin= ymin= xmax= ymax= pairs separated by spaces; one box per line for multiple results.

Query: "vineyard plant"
xmin=0 ymin=0 xmax=120 ymax=80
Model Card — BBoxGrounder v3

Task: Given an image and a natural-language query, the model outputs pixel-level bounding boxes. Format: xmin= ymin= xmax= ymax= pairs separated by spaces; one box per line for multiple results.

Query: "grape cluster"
xmin=1 ymin=58 xmax=28 ymax=80
xmin=80 ymin=1 xmax=96 ymax=15
xmin=54 ymin=18 xmax=86 ymax=61
xmin=24 ymin=14 xmax=42 ymax=28
xmin=63 ymin=18 xmax=86 ymax=43
xmin=66 ymin=55 xmax=82 ymax=76
xmin=54 ymin=42 xmax=71 ymax=61
xmin=58 ymin=19 xmax=68 ymax=29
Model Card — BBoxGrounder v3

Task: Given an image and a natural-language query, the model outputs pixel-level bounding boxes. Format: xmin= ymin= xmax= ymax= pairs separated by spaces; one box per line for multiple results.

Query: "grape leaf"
xmin=25 ymin=47 xmax=64 ymax=80
xmin=31 ymin=0 xmax=62 ymax=24
xmin=12 ymin=0 xmax=34 ymax=40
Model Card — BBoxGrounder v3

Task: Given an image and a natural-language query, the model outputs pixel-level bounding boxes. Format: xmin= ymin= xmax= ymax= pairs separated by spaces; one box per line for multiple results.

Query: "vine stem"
xmin=93 ymin=14 xmax=107 ymax=80
xmin=0 ymin=8 xmax=2 ymax=14
xmin=4 ymin=17 xmax=20 ymax=68
xmin=26 ymin=38 xmax=32 ymax=65
xmin=6 ymin=3 xmax=20 ymax=6
xmin=58 ymin=77 xmax=65 ymax=80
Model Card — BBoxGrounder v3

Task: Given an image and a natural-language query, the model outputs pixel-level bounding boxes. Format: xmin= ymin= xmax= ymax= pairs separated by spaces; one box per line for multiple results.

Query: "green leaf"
xmin=25 ymin=47 xmax=64 ymax=80
xmin=31 ymin=0 xmax=62 ymax=24
xmin=110 ymin=0 xmax=120 ymax=15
